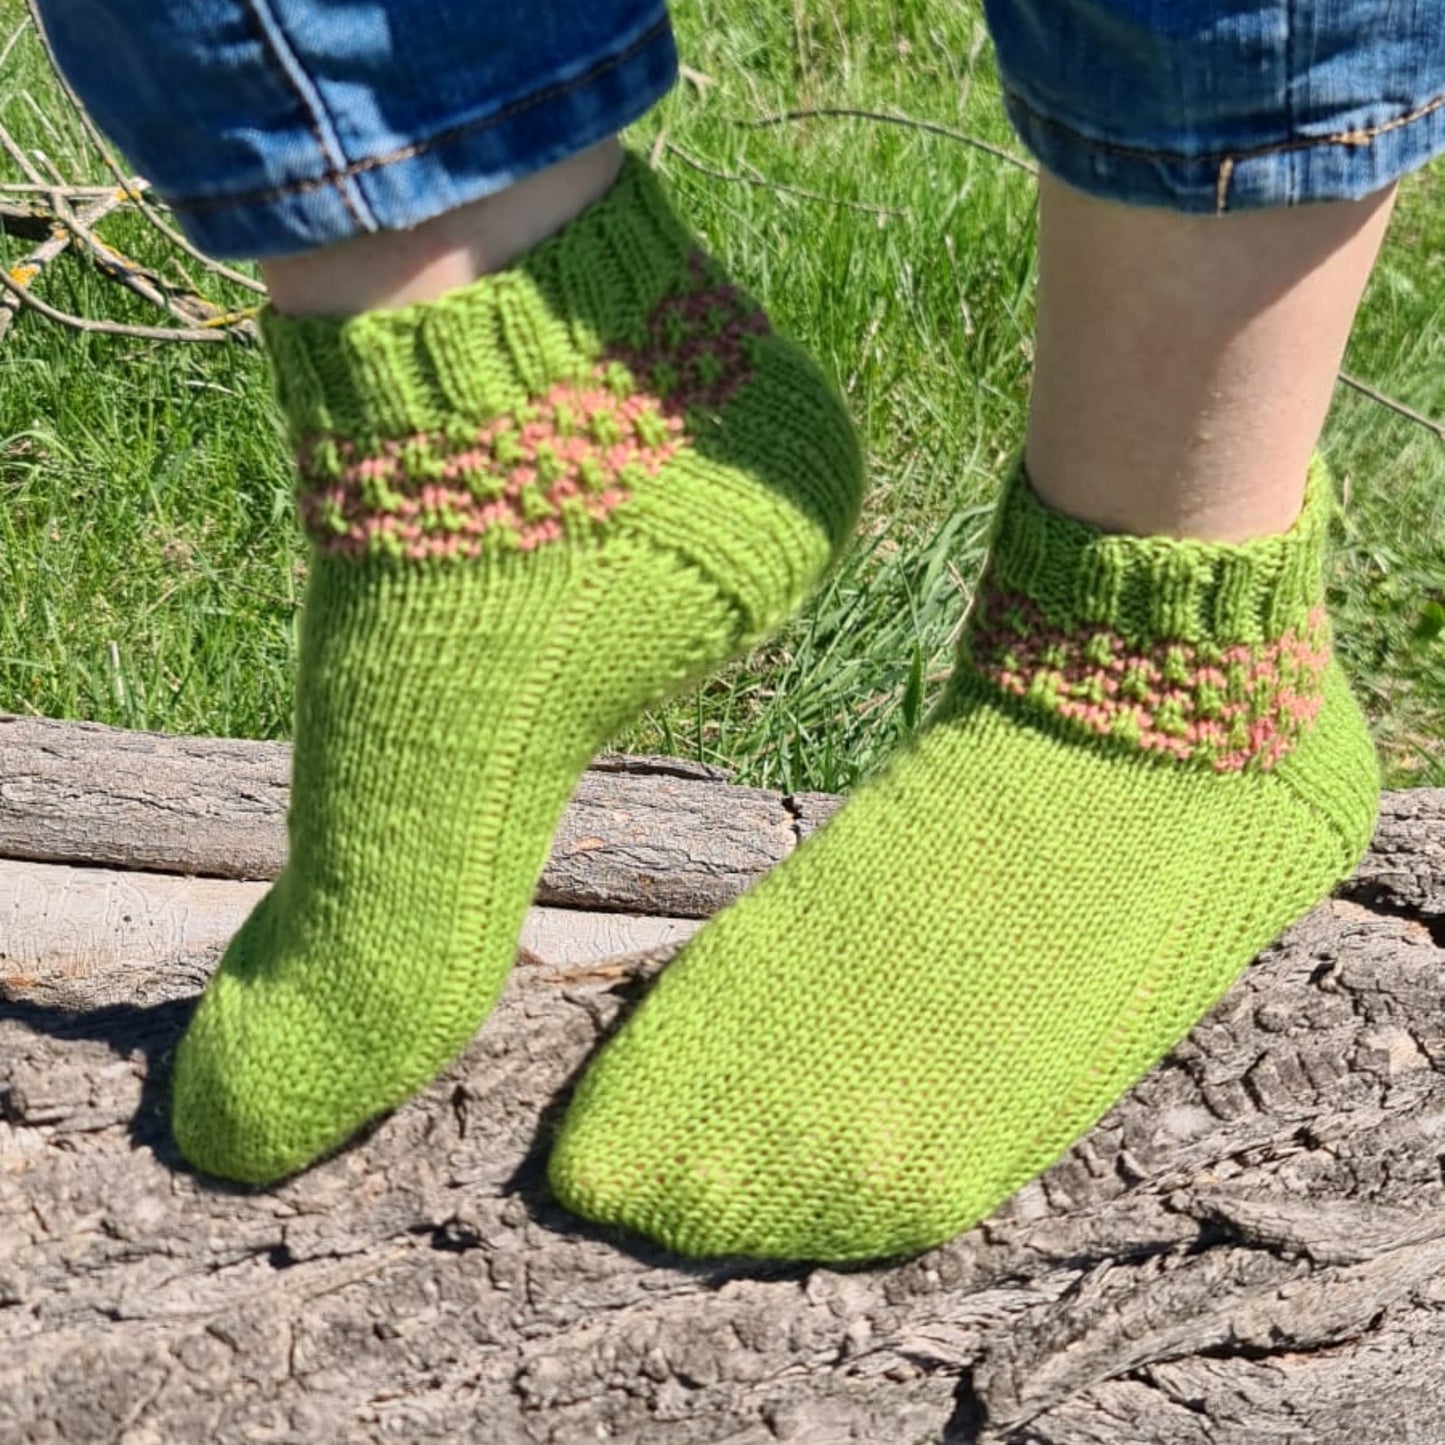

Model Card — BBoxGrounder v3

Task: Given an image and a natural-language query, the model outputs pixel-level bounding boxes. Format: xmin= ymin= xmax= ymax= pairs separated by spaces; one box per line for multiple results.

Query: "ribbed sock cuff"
xmin=984 ymin=458 xmax=1332 ymax=644
xmin=963 ymin=461 xmax=1334 ymax=771
xmin=259 ymin=153 xmax=701 ymax=442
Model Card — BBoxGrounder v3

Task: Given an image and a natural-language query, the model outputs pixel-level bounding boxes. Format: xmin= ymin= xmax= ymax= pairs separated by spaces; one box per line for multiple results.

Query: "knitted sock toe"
xmin=170 ymin=154 xmax=863 ymax=1184
xmin=548 ymin=461 xmax=1381 ymax=1261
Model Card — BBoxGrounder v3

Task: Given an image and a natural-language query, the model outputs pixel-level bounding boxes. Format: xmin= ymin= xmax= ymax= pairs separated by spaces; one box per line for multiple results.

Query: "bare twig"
xmin=844 ymin=302 xmax=886 ymax=396
xmin=0 ymin=266 xmax=231 ymax=342
xmin=0 ymin=189 xmax=127 ymax=344
xmin=0 ymin=198 xmax=59 ymax=241
xmin=1339 ymin=371 xmax=1445 ymax=443
xmin=743 ymin=105 xmax=1039 ymax=177
xmin=0 ymin=181 xmax=143 ymax=196
xmin=47 ymin=187 xmax=258 ymax=338
xmin=664 ymin=141 xmax=905 ymax=218
xmin=20 ymin=0 xmax=266 ymax=296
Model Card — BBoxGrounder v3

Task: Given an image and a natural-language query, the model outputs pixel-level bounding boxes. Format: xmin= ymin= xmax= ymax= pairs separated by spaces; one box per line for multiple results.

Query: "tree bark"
xmin=2 ymin=717 xmax=1444 ymax=1444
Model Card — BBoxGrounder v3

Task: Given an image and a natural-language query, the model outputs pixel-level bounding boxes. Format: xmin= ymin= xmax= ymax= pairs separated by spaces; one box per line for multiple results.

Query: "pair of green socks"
xmin=173 ymin=154 xmax=1380 ymax=1263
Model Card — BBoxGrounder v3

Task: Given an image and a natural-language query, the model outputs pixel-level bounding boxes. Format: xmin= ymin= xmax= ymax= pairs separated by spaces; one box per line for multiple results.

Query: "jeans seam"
xmin=168 ymin=9 xmax=671 ymax=217
xmin=237 ymin=0 xmax=374 ymax=230
xmin=1003 ymin=81 xmax=1445 ymax=214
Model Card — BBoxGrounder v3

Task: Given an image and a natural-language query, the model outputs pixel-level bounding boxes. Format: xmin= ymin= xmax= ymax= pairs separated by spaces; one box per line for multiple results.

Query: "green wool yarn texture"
xmin=549 ymin=460 xmax=1381 ymax=1261
xmin=170 ymin=154 xmax=863 ymax=1184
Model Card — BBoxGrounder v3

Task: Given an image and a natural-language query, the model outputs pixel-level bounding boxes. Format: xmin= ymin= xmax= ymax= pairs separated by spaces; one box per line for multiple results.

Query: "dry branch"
xmin=2 ymin=718 xmax=1444 ymax=1443
xmin=47 ymin=189 xmax=260 ymax=337
xmin=1339 ymin=368 xmax=1445 ymax=441
xmin=0 ymin=2 xmax=263 ymax=346
xmin=0 ymin=179 xmax=257 ymax=343
xmin=0 ymin=175 xmax=257 ymax=342
xmin=0 ymin=188 xmax=127 ymax=345
xmin=0 ymin=180 xmax=140 ymax=196
xmin=0 ymin=197 xmax=59 ymax=240
xmin=744 ymin=104 xmax=1041 ymax=176
xmin=0 ymin=265 xmax=234 ymax=342
xmin=18 ymin=0 xmax=266 ymax=296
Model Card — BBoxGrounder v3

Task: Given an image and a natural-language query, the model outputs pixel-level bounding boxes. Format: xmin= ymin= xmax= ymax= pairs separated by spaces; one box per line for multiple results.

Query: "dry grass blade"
xmin=0 ymin=16 xmax=27 ymax=71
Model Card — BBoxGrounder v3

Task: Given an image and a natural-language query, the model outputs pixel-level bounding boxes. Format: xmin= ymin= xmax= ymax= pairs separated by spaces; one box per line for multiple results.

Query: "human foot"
xmin=548 ymin=461 xmax=1380 ymax=1260
xmin=171 ymin=155 xmax=863 ymax=1183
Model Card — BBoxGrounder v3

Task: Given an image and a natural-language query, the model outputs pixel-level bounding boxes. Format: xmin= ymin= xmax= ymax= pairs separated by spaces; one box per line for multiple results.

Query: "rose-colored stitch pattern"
xmin=621 ymin=252 xmax=771 ymax=416
xmin=968 ymin=588 xmax=1331 ymax=771
xmin=298 ymin=382 xmax=683 ymax=560
xmin=297 ymin=252 xmax=768 ymax=561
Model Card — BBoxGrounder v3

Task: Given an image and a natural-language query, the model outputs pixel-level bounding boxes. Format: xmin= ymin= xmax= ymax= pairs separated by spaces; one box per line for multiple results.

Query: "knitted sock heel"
xmin=170 ymin=154 xmax=863 ymax=1184
xmin=548 ymin=460 xmax=1381 ymax=1261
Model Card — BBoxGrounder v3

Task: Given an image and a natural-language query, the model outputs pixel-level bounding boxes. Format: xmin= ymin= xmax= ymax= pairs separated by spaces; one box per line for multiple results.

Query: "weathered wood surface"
xmin=2 ymin=719 xmax=1444 ymax=1443
xmin=0 ymin=715 xmax=797 ymax=917
xmin=0 ymin=859 xmax=699 ymax=1012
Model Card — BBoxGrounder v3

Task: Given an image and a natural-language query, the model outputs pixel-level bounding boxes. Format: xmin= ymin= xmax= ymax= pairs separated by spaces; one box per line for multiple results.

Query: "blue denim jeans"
xmin=37 ymin=0 xmax=677 ymax=258
xmin=36 ymin=0 xmax=1445 ymax=258
xmin=984 ymin=0 xmax=1445 ymax=213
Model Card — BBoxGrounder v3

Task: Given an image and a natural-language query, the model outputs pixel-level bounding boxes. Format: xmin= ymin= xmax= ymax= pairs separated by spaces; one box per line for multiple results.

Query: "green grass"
xmin=1 ymin=0 xmax=1442 ymax=790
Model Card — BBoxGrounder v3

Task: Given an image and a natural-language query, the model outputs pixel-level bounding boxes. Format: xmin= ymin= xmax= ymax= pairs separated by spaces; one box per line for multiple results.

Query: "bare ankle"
xmin=1024 ymin=173 xmax=1397 ymax=543
xmin=261 ymin=137 xmax=624 ymax=317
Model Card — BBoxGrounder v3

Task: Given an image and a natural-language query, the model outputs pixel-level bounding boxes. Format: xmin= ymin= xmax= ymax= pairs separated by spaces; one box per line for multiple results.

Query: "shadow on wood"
xmin=3 ymin=717 xmax=1444 ymax=1444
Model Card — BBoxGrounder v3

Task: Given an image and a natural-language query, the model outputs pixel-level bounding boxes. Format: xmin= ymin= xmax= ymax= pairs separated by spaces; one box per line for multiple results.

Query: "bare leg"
xmin=261 ymin=138 xmax=623 ymax=317
xmin=1025 ymin=172 xmax=1397 ymax=543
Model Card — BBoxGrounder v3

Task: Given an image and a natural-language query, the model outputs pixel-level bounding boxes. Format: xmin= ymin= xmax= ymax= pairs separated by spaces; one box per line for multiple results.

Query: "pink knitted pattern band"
xmin=296 ymin=254 xmax=767 ymax=562
xmin=968 ymin=588 xmax=1331 ymax=772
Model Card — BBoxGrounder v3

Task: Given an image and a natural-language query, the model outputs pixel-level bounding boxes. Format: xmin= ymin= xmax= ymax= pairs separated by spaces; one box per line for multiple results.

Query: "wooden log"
xmin=1 ymin=859 xmax=263 ymax=1009
xmin=0 ymin=715 xmax=291 ymax=879
xmin=0 ymin=859 xmax=699 ymax=1011
xmin=0 ymin=715 xmax=797 ymax=918
xmin=4 ymin=894 xmax=1444 ymax=1443
xmin=2 ymin=718 xmax=1444 ymax=1442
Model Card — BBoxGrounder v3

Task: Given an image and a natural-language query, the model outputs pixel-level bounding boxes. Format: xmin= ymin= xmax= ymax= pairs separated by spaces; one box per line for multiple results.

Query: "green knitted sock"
xmin=170 ymin=154 xmax=863 ymax=1183
xmin=548 ymin=461 xmax=1380 ymax=1261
